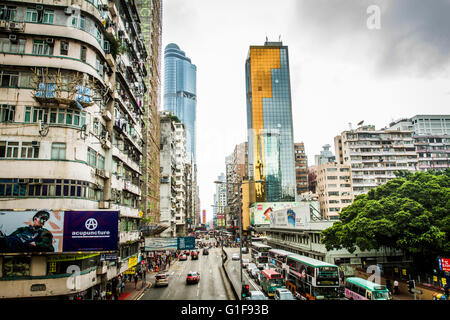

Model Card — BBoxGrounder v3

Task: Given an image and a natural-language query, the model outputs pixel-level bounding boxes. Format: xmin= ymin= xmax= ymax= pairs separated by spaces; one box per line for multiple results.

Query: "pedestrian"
xmin=142 ymin=268 xmax=147 ymax=284
xmin=393 ymin=280 xmax=399 ymax=295
xmin=385 ymin=279 xmax=392 ymax=293
xmin=444 ymin=283 xmax=449 ymax=300
xmin=134 ymin=273 xmax=138 ymax=289
xmin=121 ymin=279 xmax=125 ymax=294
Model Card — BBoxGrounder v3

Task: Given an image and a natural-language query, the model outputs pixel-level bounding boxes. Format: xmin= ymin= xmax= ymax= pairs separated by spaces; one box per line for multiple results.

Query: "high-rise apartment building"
xmin=315 ymin=144 xmax=335 ymax=165
xmin=335 ymin=125 xmax=418 ymax=196
xmin=0 ymin=0 xmax=154 ymax=299
xmin=388 ymin=115 xmax=450 ymax=171
xmin=135 ymin=0 xmax=163 ymax=225
xmin=213 ymin=173 xmax=226 ymax=228
xmin=294 ymin=142 xmax=308 ymax=195
xmin=163 ymin=43 xmax=197 ymax=163
xmin=316 ymin=163 xmax=353 ymax=220
xmin=245 ymin=41 xmax=296 ymax=203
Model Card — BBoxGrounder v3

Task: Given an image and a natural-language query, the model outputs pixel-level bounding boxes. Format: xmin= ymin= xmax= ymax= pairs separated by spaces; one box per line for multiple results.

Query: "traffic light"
xmin=241 ymin=284 xmax=250 ymax=299
xmin=408 ymin=280 xmax=415 ymax=293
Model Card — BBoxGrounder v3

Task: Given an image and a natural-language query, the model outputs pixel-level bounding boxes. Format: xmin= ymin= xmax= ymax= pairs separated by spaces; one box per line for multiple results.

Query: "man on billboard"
xmin=0 ymin=210 xmax=54 ymax=253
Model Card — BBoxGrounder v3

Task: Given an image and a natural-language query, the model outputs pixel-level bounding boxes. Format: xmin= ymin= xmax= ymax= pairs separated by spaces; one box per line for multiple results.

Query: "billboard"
xmin=269 ymin=204 xmax=311 ymax=229
xmin=438 ymin=257 xmax=450 ymax=272
xmin=144 ymin=237 xmax=178 ymax=251
xmin=250 ymin=202 xmax=301 ymax=226
xmin=0 ymin=210 xmax=119 ymax=253
xmin=63 ymin=210 xmax=118 ymax=252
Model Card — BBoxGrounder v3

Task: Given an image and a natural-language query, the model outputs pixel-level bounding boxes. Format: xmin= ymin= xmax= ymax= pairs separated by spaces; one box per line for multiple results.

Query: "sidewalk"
xmin=118 ymin=262 xmax=176 ymax=300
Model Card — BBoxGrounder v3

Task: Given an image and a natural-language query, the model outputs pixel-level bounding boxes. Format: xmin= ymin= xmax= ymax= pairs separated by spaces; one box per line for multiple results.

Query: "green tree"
xmin=321 ymin=169 xmax=450 ymax=272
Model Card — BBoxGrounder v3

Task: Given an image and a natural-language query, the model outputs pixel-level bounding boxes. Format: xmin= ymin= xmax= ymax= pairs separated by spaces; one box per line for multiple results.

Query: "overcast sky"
xmin=161 ymin=0 xmax=450 ymax=222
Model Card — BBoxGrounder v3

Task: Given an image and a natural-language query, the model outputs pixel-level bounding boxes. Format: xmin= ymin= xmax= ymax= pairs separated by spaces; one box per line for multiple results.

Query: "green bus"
xmin=260 ymin=269 xmax=285 ymax=297
xmin=285 ymin=253 xmax=343 ymax=300
xmin=344 ymin=277 xmax=392 ymax=300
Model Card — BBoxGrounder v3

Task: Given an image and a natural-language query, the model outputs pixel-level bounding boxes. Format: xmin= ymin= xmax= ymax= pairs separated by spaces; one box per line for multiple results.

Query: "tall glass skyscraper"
xmin=245 ymin=41 xmax=296 ymax=202
xmin=163 ymin=43 xmax=197 ymax=162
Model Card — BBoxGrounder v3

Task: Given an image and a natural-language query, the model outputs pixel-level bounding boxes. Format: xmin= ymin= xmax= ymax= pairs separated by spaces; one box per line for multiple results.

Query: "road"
xmin=140 ymin=239 xmax=229 ymax=300
xmin=224 ymin=247 xmax=264 ymax=297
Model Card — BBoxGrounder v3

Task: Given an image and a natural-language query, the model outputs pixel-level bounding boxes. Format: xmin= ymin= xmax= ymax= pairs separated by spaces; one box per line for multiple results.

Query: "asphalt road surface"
xmin=140 ymin=240 xmax=229 ymax=300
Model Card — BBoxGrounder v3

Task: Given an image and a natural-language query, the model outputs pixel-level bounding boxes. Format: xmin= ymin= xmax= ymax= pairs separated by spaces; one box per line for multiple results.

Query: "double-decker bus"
xmin=268 ymin=249 xmax=292 ymax=278
xmin=250 ymin=242 xmax=271 ymax=269
xmin=344 ymin=277 xmax=392 ymax=300
xmin=285 ymin=253 xmax=343 ymax=300
xmin=260 ymin=269 xmax=285 ymax=297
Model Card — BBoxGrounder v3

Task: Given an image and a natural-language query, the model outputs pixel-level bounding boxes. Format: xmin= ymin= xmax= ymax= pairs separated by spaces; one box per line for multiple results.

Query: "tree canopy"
xmin=321 ymin=169 xmax=450 ymax=263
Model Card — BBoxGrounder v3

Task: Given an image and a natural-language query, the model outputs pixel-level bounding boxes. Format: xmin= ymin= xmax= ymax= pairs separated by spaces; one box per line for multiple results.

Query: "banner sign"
xmin=63 ymin=210 xmax=118 ymax=252
xmin=177 ymin=236 xmax=195 ymax=250
xmin=144 ymin=237 xmax=178 ymax=251
xmin=0 ymin=210 xmax=64 ymax=253
xmin=0 ymin=210 xmax=119 ymax=254
xmin=438 ymin=257 xmax=450 ymax=272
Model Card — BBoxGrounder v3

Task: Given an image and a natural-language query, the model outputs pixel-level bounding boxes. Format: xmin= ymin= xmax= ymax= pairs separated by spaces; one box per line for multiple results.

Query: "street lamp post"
xmin=214 ymin=179 xmax=262 ymax=293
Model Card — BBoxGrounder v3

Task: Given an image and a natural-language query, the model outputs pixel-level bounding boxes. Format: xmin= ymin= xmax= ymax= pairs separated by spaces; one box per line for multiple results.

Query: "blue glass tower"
xmin=163 ymin=43 xmax=197 ymax=162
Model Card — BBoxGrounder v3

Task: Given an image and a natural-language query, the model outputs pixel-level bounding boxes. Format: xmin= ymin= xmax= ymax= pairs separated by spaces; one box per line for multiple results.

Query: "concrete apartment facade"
xmin=0 ymin=0 xmax=157 ymax=299
xmin=335 ymin=125 xmax=418 ymax=196
xmin=388 ymin=115 xmax=450 ymax=171
xmin=316 ymin=162 xmax=353 ymax=220
xmin=294 ymin=142 xmax=308 ymax=196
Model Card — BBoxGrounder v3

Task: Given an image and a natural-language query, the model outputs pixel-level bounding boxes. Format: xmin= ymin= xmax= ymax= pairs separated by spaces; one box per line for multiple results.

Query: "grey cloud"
xmin=292 ymin=0 xmax=450 ymax=77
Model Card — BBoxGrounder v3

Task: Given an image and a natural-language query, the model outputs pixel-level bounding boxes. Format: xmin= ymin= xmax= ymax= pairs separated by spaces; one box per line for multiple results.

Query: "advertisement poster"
xmin=63 ymin=210 xmax=119 ymax=252
xmin=144 ymin=237 xmax=178 ymax=251
xmin=0 ymin=210 xmax=64 ymax=253
xmin=269 ymin=205 xmax=311 ymax=229
xmin=250 ymin=202 xmax=300 ymax=226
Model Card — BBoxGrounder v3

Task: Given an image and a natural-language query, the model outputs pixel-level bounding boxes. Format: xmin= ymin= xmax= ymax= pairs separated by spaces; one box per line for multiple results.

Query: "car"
xmin=154 ymin=273 xmax=169 ymax=287
xmin=245 ymin=290 xmax=268 ymax=300
xmin=203 ymin=248 xmax=209 ymax=255
xmin=255 ymin=272 xmax=263 ymax=285
xmin=247 ymin=263 xmax=257 ymax=270
xmin=242 ymin=247 xmax=248 ymax=254
xmin=274 ymin=288 xmax=296 ymax=300
xmin=232 ymin=253 xmax=240 ymax=261
xmin=241 ymin=259 xmax=250 ymax=268
xmin=250 ymin=268 xmax=261 ymax=280
xmin=179 ymin=254 xmax=187 ymax=261
xmin=186 ymin=271 xmax=200 ymax=284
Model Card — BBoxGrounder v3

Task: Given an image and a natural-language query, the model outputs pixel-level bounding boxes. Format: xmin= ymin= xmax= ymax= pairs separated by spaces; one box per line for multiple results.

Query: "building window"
xmin=0 ymin=141 xmax=19 ymax=158
xmin=2 ymin=256 xmax=31 ymax=277
xmin=97 ymin=154 xmax=105 ymax=170
xmin=20 ymin=142 xmax=39 ymax=159
xmin=32 ymin=40 xmax=53 ymax=56
xmin=87 ymin=147 xmax=97 ymax=167
xmin=42 ymin=10 xmax=54 ymax=24
xmin=60 ymin=40 xmax=69 ymax=55
xmin=0 ymin=104 xmax=15 ymax=122
xmin=51 ymin=143 xmax=66 ymax=160
xmin=79 ymin=15 xmax=86 ymax=31
xmin=80 ymin=45 xmax=87 ymax=62
xmin=0 ymin=71 xmax=18 ymax=88
xmin=25 ymin=8 xmax=38 ymax=22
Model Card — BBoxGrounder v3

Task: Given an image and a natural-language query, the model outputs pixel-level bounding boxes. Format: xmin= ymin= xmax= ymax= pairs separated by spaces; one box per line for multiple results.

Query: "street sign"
xmin=177 ymin=236 xmax=195 ymax=250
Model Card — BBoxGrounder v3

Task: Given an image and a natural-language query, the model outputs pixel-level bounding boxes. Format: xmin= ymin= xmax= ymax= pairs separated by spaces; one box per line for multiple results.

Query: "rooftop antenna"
xmin=279 ymin=34 xmax=281 ymax=42
xmin=349 ymin=122 xmax=353 ymax=130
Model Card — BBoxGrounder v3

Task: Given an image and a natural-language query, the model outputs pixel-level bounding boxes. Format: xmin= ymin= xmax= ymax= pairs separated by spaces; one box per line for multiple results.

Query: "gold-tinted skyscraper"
xmin=245 ymin=41 xmax=296 ymax=202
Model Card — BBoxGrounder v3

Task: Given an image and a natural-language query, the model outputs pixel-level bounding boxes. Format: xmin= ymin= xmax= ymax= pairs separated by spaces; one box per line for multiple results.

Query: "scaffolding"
xmin=31 ymin=68 xmax=96 ymax=109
